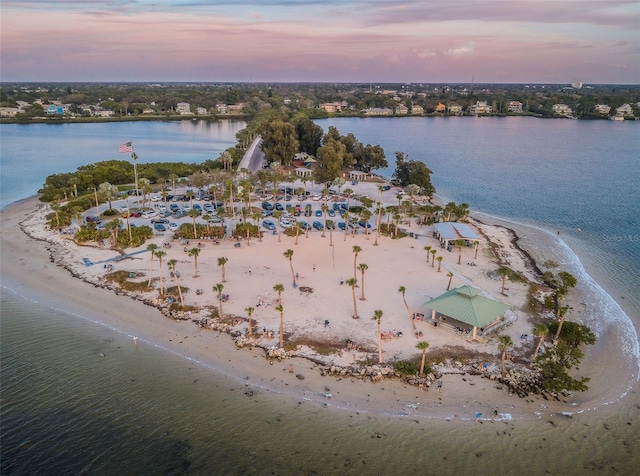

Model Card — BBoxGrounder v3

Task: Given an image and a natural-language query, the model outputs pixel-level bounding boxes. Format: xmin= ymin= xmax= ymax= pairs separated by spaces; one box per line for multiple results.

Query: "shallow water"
xmin=2 ymin=289 xmax=638 ymax=475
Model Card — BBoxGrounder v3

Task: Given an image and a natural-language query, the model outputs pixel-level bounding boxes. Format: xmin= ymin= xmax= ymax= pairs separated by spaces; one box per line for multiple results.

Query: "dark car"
xmin=263 ymin=219 xmax=276 ymax=231
xmin=298 ymin=220 xmax=310 ymax=230
xmin=315 ymin=209 xmax=322 ymax=217
xmin=337 ymin=221 xmax=346 ymax=230
xmin=85 ymin=215 xmax=101 ymax=224
xmin=312 ymin=221 xmax=324 ymax=230
xmin=275 ymin=202 xmax=284 ymax=211
xmin=262 ymin=201 xmax=274 ymax=211
xmin=358 ymin=220 xmax=372 ymax=229
xmin=192 ymin=204 xmax=202 ymax=213
xmin=154 ymin=223 xmax=167 ymax=232
xmin=170 ymin=203 xmax=180 ymax=212
xmin=151 ymin=218 xmax=169 ymax=224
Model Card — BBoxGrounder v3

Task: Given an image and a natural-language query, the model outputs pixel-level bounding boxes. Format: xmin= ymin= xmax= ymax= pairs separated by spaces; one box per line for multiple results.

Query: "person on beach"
xmin=437 ymin=380 xmax=442 ymax=391
xmin=133 ymin=336 xmax=138 ymax=345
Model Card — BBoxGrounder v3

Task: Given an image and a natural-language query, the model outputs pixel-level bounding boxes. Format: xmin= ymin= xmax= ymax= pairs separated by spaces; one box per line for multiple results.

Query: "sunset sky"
xmin=2 ymin=0 xmax=638 ymax=84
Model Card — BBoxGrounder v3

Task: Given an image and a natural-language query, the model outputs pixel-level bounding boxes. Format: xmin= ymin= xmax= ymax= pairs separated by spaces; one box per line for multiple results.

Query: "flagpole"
xmin=131 ymin=140 xmax=139 ymax=195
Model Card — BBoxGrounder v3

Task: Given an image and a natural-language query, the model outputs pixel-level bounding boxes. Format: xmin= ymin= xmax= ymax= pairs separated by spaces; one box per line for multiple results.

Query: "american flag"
xmin=119 ymin=141 xmax=133 ymax=153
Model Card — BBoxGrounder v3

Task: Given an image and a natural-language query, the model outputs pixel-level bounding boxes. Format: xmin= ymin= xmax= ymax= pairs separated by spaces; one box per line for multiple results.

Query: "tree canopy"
xmin=391 ymin=152 xmax=435 ymax=197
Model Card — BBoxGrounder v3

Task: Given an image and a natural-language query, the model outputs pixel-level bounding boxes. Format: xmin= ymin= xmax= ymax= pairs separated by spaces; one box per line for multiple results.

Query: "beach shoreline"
xmin=2 ymin=191 xmax=638 ymax=422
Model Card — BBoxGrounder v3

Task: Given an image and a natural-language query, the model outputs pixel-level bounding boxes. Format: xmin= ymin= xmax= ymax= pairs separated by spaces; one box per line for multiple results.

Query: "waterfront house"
xmin=508 ymin=101 xmax=523 ymax=113
xmin=436 ymin=102 xmax=446 ymax=113
xmin=552 ymin=104 xmax=573 ymax=117
xmin=362 ymin=107 xmax=393 ymax=116
xmin=594 ymin=104 xmax=611 ymax=115
xmin=616 ymin=103 xmax=634 ymax=117
xmin=176 ymin=102 xmax=192 ymax=115
xmin=395 ymin=104 xmax=408 ymax=115
xmin=411 ymin=105 xmax=424 ymax=116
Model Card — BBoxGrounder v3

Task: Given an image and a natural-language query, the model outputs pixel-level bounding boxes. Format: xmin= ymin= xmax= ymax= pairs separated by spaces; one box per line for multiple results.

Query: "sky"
xmin=1 ymin=0 xmax=639 ymax=84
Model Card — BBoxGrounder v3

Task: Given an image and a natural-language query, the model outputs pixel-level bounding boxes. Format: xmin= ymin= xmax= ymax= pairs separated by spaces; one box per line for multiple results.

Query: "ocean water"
xmin=2 ymin=117 xmax=639 ymax=473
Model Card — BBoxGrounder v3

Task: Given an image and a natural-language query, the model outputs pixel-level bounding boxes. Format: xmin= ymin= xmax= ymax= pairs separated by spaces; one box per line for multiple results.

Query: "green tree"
xmin=214 ymin=282 xmax=224 ymax=318
xmin=146 ymin=243 xmax=158 ymax=287
xmin=167 ymin=259 xmax=184 ymax=307
xmin=283 ymin=249 xmax=296 ymax=287
xmin=98 ymin=182 xmax=119 ymax=210
xmin=416 ymin=341 xmax=430 ymax=377
xmin=498 ymin=335 xmax=514 ymax=377
xmin=391 ymin=152 xmax=435 ymax=197
xmin=358 ymin=263 xmax=368 ymax=300
xmin=188 ymin=247 xmax=200 ymax=277
xmin=352 ymin=245 xmax=362 ymax=281
xmin=446 ymin=272 xmax=454 ymax=290
xmin=245 ymin=306 xmax=255 ymax=337
xmin=436 ymin=255 xmax=443 ymax=272
xmin=217 ymin=257 xmax=228 ymax=282
xmin=398 ymin=285 xmax=415 ymax=329
xmin=155 ymin=250 xmax=167 ymax=296
xmin=454 ymin=239 xmax=466 ymax=265
xmin=531 ymin=322 xmax=549 ymax=361
xmin=273 ymin=283 xmax=284 ymax=306
xmin=347 ymin=277 xmax=359 ymax=319
xmin=276 ymin=303 xmax=285 ymax=348
xmin=372 ymin=309 xmax=384 ymax=363
xmin=314 ymin=137 xmax=347 ymax=184
xmin=261 ymin=120 xmax=299 ymax=166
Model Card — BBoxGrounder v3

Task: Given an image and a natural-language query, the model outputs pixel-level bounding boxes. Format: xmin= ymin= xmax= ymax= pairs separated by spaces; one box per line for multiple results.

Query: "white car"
xmin=150 ymin=195 xmax=162 ymax=202
xmin=280 ymin=219 xmax=293 ymax=229
xmin=141 ymin=210 xmax=157 ymax=219
xmin=167 ymin=222 xmax=179 ymax=232
xmin=158 ymin=204 xmax=168 ymax=212
xmin=312 ymin=194 xmax=322 ymax=201
xmin=119 ymin=205 xmax=129 ymax=213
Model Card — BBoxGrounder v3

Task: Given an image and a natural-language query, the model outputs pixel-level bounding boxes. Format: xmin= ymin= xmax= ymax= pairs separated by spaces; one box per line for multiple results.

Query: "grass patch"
xmin=104 ymin=270 xmax=152 ymax=292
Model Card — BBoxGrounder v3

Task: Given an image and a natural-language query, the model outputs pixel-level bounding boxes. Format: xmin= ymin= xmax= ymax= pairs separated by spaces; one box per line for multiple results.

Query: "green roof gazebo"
xmin=424 ymin=285 xmax=510 ymax=340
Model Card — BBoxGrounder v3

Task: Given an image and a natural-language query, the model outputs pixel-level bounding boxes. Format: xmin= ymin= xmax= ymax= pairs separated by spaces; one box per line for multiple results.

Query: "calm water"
xmin=0 ymin=120 xmax=245 ymax=208
xmin=2 ymin=118 xmax=639 ymax=474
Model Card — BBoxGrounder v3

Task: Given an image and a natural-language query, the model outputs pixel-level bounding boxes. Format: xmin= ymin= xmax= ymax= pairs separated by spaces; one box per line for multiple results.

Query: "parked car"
xmin=151 ymin=218 xmax=169 ymax=224
xmin=85 ymin=215 xmax=101 ymax=224
xmin=262 ymin=201 xmax=274 ymax=211
xmin=280 ymin=219 xmax=293 ymax=229
xmin=208 ymin=216 xmax=223 ymax=224
xmin=170 ymin=203 xmax=180 ymax=212
xmin=141 ymin=210 xmax=157 ymax=219
xmin=154 ymin=223 xmax=167 ymax=232
xmin=315 ymin=209 xmax=322 ymax=217
xmin=263 ymin=220 xmax=276 ymax=231
xmin=337 ymin=221 xmax=346 ymax=230
xmin=298 ymin=220 xmax=310 ymax=230
xmin=328 ymin=209 xmax=336 ymax=217
xmin=275 ymin=202 xmax=284 ymax=211
xmin=150 ymin=194 xmax=162 ymax=202
xmin=167 ymin=222 xmax=179 ymax=232
xmin=312 ymin=221 xmax=324 ymax=230
xmin=358 ymin=220 xmax=372 ymax=229
xmin=203 ymin=203 xmax=214 ymax=213
xmin=192 ymin=204 xmax=202 ymax=213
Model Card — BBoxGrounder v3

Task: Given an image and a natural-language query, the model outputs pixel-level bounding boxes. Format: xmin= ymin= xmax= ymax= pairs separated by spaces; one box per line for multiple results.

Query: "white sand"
xmin=1 ymin=181 xmax=617 ymax=419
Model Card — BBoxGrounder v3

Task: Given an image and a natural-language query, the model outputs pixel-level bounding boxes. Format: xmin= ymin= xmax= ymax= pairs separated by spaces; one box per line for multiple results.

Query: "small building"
xmin=319 ymin=102 xmax=343 ymax=113
xmin=424 ymin=285 xmax=510 ymax=340
xmin=508 ymin=101 xmax=523 ymax=113
xmin=0 ymin=107 xmax=22 ymax=118
xmin=435 ymin=102 xmax=446 ymax=113
xmin=176 ymin=102 xmax=192 ymax=115
xmin=552 ymin=104 xmax=573 ymax=117
xmin=616 ymin=103 xmax=634 ymax=117
xmin=411 ymin=105 xmax=424 ymax=115
xmin=46 ymin=105 xmax=64 ymax=115
xmin=295 ymin=168 xmax=313 ymax=177
xmin=395 ymin=104 xmax=408 ymax=115
xmin=448 ymin=103 xmax=463 ymax=115
xmin=594 ymin=104 xmax=611 ymax=115
xmin=433 ymin=222 xmax=480 ymax=249
xmin=362 ymin=107 xmax=393 ymax=116
xmin=348 ymin=170 xmax=369 ymax=181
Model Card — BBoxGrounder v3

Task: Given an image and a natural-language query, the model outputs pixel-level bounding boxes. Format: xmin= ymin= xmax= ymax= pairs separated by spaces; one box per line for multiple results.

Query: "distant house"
xmin=0 ymin=107 xmax=22 ymax=118
xmin=616 ymin=103 xmax=634 ymax=117
xmin=411 ymin=105 xmax=424 ymax=115
xmin=395 ymin=104 xmax=408 ymax=115
xmin=319 ymin=102 xmax=343 ymax=113
xmin=435 ymin=102 xmax=446 ymax=113
xmin=95 ymin=109 xmax=114 ymax=117
xmin=361 ymin=107 xmax=393 ymax=116
xmin=176 ymin=102 xmax=192 ymax=115
xmin=508 ymin=101 xmax=523 ymax=113
xmin=448 ymin=103 xmax=463 ymax=115
xmin=469 ymin=101 xmax=493 ymax=115
xmin=594 ymin=104 xmax=611 ymax=115
xmin=552 ymin=104 xmax=573 ymax=117
xmin=196 ymin=107 xmax=208 ymax=115
xmin=46 ymin=105 xmax=64 ymax=115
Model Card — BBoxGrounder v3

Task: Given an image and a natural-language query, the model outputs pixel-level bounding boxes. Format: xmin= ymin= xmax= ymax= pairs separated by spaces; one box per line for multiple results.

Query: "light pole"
xmin=93 ymin=187 xmax=99 ymax=214
xmin=131 ymin=151 xmax=139 ymax=194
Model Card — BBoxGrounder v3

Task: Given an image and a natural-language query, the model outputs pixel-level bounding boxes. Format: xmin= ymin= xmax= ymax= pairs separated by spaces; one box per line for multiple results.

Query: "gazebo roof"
xmin=424 ymin=285 xmax=509 ymax=328
xmin=433 ymin=222 xmax=479 ymax=242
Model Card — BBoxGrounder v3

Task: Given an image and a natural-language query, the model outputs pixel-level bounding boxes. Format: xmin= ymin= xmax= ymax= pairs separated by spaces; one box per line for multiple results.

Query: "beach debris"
xmin=295 ymin=373 xmax=305 ymax=380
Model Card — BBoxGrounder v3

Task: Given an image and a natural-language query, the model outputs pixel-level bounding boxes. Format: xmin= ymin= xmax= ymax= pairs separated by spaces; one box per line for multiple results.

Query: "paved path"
xmin=238 ymin=135 xmax=264 ymax=173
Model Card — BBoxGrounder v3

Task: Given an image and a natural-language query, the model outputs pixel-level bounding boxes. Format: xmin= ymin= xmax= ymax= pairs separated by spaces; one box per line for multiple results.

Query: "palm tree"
xmin=213 ymin=283 xmax=224 ymax=318
xmin=272 ymin=210 xmax=283 ymax=243
xmin=553 ymin=306 xmax=570 ymax=345
xmin=321 ymin=204 xmax=328 ymax=238
xmin=372 ymin=309 xmax=383 ymax=363
xmin=245 ymin=306 xmax=255 ymax=337
xmin=531 ymin=322 xmax=549 ymax=361
xmin=424 ymin=245 xmax=432 ymax=262
xmin=283 ymin=249 xmax=296 ymax=287
xmin=188 ymin=208 xmax=200 ymax=238
xmin=343 ymin=212 xmax=350 ymax=242
xmin=436 ymin=255 xmax=443 ymax=272
xmin=98 ymin=182 xmax=118 ymax=210
xmin=430 ymin=249 xmax=437 ymax=267
xmin=416 ymin=341 xmax=430 ymax=377
xmin=276 ymin=304 xmax=285 ymax=348
xmin=374 ymin=203 xmax=385 ymax=246
xmin=343 ymin=188 xmax=354 ymax=208
xmin=346 ymin=277 xmax=358 ymax=319
xmin=393 ymin=213 xmax=401 ymax=238
xmin=398 ymin=285 xmax=415 ymax=329
xmin=358 ymin=263 xmax=368 ymax=300
xmin=217 ymin=257 xmax=228 ymax=282
xmin=188 ymin=247 xmax=200 ymax=277
xmin=167 ymin=259 xmax=184 ymax=307
xmin=155 ymin=250 xmax=167 ymax=296
xmin=497 ymin=265 xmax=511 ymax=294
xmin=146 ymin=243 xmax=158 ymax=287
xmin=352 ymin=245 xmax=362 ymax=281
xmin=326 ymin=219 xmax=334 ymax=246
xmin=454 ymin=239 xmax=466 ymax=265
xmin=273 ymin=283 xmax=284 ymax=306
xmin=446 ymin=271 xmax=454 ymax=290
xmin=498 ymin=335 xmax=514 ymax=377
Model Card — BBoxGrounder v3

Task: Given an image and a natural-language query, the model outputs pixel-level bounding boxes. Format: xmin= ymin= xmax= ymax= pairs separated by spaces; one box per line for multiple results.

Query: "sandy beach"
xmin=1 ymin=180 xmax=636 ymax=421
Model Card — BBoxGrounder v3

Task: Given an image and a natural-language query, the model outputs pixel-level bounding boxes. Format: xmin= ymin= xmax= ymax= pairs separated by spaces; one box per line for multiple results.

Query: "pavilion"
xmin=433 ymin=222 xmax=480 ymax=250
xmin=423 ymin=285 xmax=510 ymax=340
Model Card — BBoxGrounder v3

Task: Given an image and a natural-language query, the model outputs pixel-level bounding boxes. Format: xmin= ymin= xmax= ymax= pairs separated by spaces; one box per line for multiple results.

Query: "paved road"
xmin=238 ymin=135 xmax=264 ymax=173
